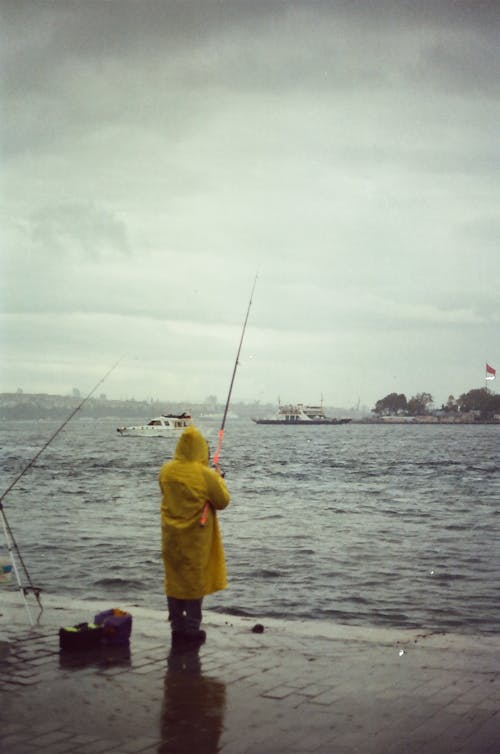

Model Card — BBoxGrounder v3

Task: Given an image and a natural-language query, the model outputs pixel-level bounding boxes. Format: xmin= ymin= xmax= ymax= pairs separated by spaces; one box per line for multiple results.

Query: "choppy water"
xmin=1 ymin=418 xmax=499 ymax=635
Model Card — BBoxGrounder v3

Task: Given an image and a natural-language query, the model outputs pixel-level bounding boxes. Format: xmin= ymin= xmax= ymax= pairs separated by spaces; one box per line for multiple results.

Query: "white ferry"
xmin=252 ymin=403 xmax=351 ymax=425
xmin=117 ymin=413 xmax=192 ymax=437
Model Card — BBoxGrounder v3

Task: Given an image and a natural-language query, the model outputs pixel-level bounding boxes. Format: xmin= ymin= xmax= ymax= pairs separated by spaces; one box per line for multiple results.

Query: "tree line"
xmin=373 ymin=388 xmax=500 ymax=420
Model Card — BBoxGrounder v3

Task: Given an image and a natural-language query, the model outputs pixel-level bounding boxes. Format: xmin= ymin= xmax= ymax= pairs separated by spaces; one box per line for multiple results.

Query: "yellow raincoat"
xmin=159 ymin=426 xmax=230 ymax=600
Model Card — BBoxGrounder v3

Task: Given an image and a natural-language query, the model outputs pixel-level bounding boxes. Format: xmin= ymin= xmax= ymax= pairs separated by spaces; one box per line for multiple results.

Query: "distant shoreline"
xmin=1 ymin=415 xmax=498 ymax=426
xmin=352 ymin=418 xmax=500 ymax=425
xmin=0 ymin=393 xmax=498 ymax=424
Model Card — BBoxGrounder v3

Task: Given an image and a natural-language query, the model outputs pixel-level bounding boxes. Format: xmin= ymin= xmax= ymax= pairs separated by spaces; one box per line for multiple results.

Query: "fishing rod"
xmin=200 ymin=275 xmax=258 ymax=526
xmin=213 ymin=274 xmax=258 ymax=469
xmin=0 ymin=357 xmax=122 ymax=624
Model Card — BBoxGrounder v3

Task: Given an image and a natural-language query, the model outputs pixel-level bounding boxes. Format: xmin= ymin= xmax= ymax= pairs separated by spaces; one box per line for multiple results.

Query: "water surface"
xmin=1 ymin=419 xmax=498 ymax=634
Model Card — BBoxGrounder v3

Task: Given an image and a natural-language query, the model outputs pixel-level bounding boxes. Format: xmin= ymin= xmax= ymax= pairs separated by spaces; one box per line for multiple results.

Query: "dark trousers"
xmin=167 ymin=596 xmax=203 ymax=635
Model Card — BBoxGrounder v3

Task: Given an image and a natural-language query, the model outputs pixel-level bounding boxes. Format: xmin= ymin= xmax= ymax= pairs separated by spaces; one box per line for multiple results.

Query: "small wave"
xmin=247 ymin=569 xmax=282 ymax=579
xmin=370 ymin=609 xmax=411 ymax=623
xmin=315 ymin=607 xmax=360 ymax=622
xmin=211 ymin=605 xmax=255 ymax=617
xmin=467 ymin=464 xmax=498 ymax=473
xmin=325 ymin=506 xmax=350 ymax=514
xmin=93 ymin=577 xmax=143 ymax=588
xmin=430 ymin=573 xmax=467 ymax=582
xmin=416 ymin=460 xmax=462 ymax=468
xmin=337 ymin=595 xmax=370 ymax=606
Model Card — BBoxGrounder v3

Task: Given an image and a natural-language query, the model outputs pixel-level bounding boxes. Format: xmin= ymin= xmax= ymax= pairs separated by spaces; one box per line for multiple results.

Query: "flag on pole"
xmin=485 ymin=363 xmax=496 ymax=380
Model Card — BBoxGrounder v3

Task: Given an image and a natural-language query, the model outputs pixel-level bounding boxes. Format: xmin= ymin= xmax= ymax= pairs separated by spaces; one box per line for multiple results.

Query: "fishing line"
xmin=0 ymin=357 xmax=123 ymax=623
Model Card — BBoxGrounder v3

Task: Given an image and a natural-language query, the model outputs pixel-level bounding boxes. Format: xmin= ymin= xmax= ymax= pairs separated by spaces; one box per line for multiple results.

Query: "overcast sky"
xmin=1 ymin=0 xmax=499 ymax=410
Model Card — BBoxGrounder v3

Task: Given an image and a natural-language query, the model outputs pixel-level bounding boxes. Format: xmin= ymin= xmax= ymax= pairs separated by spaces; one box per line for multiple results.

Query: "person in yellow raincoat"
xmin=159 ymin=425 xmax=230 ymax=645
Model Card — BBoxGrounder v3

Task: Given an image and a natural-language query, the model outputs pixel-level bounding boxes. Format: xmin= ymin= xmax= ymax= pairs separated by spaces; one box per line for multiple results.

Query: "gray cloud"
xmin=30 ymin=202 xmax=130 ymax=259
xmin=1 ymin=0 xmax=498 ymax=406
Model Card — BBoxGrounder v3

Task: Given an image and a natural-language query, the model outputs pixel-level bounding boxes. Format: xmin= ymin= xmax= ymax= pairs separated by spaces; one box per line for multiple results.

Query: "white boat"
xmin=117 ymin=413 xmax=192 ymax=437
xmin=252 ymin=403 xmax=351 ymax=425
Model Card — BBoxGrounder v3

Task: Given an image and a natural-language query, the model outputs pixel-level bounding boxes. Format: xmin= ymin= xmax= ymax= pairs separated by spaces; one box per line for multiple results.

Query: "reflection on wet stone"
xmin=58 ymin=644 xmax=132 ymax=670
xmin=159 ymin=645 xmax=226 ymax=754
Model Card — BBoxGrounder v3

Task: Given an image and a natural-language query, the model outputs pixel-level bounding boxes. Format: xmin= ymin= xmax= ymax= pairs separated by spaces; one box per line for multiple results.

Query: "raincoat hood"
xmin=173 ymin=426 xmax=209 ymax=465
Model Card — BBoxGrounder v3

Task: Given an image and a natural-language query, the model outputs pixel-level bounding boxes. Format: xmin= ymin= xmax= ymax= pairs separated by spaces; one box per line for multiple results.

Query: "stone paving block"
xmin=413 ymin=673 xmax=459 ymax=695
xmin=71 ymin=734 xmax=103 ymax=747
xmin=277 ymin=691 xmax=313 ymax=709
xmin=297 ymin=682 xmax=333 ymax=698
xmin=25 ymin=720 xmax=61 ymax=737
xmin=119 ymin=736 xmax=162 ymax=752
xmin=309 ymin=686 xmax=345 ymax=705
xmin=410 ymin=709 xmax=469 ymax=741
xmin=1 ymin=742 xmax=35 ymax=754
xmin=478 ymin=696 xmax=500 ymax=712
xmin=315 ymin=744 xmax=362 ymax=754
xmin=446 ymin=699 xmax=484 ymax=718
xmin=429 ymin=724 xmax=494 ymax=754
xmin=0 ymin=722 xmax=25 ymax=738
xmin=37 ymin=736 xmax=79 ymax=754
xmin=456 ymin=686 xmax=496 ymax=707
xmin=292 ymin=723 xmax=344 ymax=752
xmin=72 ymin=738 xmax=119 ymax=754
xmin=235 ymin=743 xmax=279 ymax=754
xmin=449 ymin=675 xmax=480 ymax=689
xmin=2 ymin=675 xmax=38 ymax=687
xmin=261 ymin=684 xmax=297 ymax=699
xmin=0 ymin=732 xmax=28 ymax=750
xmin=32 ymin=729 xmax=72 ymax=747
xmin=462 ymin=744 xmax=498 ymax=754
xmin=231 ymin=670 xmax=265 ymax=685
xmin=473 ymin=710 xmax=500 ymax=738
xmin=28 ymin=655 xmax=56 ymax=667
xmin=387 ymin=739 xmax=429 ymax=754
xmin=131 ymin=663 xmax=163 ymax=675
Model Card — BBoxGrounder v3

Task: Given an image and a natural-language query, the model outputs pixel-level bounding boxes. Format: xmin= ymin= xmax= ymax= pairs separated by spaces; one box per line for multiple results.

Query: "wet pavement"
xmin=0 ymin=592 xmax=498 ymax=753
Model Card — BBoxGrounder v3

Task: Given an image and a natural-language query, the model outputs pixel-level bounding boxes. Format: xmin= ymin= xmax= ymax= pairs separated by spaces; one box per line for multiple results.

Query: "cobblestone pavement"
xmin=0 ymin=595 xmax=498 ymax=754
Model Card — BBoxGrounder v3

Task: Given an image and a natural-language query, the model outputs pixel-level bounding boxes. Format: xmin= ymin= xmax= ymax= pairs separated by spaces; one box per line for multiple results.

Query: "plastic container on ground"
xmin=94 ymin=608 xmax=133 ymax=645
